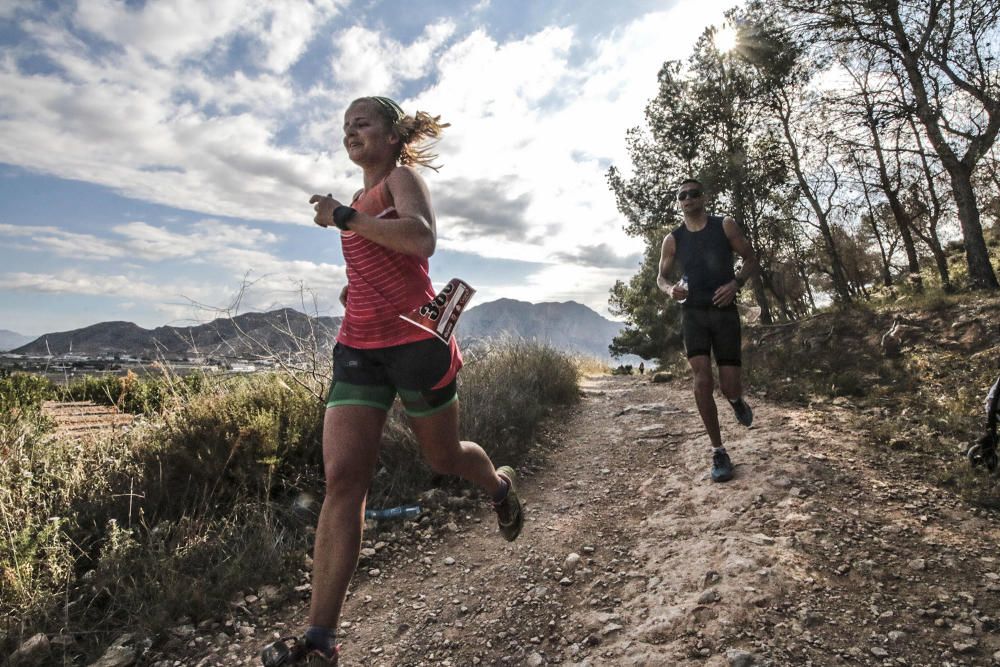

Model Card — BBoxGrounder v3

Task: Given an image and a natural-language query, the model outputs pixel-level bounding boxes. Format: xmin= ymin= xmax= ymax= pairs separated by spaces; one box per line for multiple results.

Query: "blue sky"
xmin=0 ymin=0 xmax=733 ymax=336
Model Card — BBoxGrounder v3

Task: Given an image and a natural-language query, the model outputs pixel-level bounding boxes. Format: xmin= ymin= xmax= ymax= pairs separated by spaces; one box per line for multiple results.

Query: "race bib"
xmin=399 ymin=278 xmax=476 ymax=343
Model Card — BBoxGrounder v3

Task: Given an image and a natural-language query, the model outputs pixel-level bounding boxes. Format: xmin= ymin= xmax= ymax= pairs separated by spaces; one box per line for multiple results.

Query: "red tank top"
xmin=337 ymin=172 xmax=438 ymax=348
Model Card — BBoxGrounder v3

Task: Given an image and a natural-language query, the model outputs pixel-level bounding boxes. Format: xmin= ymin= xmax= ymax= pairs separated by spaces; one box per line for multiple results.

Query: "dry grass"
xmin=743 ymin=292 xmax=1000 ymax=509
xmin=572 ymin=355 xmax=613 ymax=376
xmin=1 ymin=340 xmax=580 ymax=661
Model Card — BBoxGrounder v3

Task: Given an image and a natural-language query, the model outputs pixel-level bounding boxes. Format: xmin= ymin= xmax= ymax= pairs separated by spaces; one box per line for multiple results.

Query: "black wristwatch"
xmin=734 ymin=276 xmax=746 ymax=289
xmin=333 ymin=206 xmax=357 ymax=231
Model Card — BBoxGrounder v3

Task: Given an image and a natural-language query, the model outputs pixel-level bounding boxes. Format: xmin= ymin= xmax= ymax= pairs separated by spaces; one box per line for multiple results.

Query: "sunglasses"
xmin=677 ymin=190 xmax=703 ymax=201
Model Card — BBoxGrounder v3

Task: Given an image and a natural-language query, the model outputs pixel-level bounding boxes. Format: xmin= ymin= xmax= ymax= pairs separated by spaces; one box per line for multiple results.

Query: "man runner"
xmin=657 ymin=178 xmax=758 ymax=482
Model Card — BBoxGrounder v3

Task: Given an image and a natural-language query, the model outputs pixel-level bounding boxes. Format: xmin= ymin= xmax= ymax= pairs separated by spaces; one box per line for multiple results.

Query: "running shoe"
xmin=261 ymin=636 xmax=338 ymax=666
xmin=494 ymin=466 xmax=524 ymax=541
xmin=711 ymin=448 xmax=735 ymax=483
xmin=731 ymin=398 xmax=753 ymax=427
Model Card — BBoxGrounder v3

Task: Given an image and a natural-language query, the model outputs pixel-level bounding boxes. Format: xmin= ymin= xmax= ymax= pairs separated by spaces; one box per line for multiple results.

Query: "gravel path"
xmin=155 ymin=374 xmax=1000 ymax=667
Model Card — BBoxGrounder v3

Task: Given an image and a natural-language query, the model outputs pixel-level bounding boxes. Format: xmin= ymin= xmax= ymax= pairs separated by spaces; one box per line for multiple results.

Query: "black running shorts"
xmin=681 ymin=305 xmax=742 ymax=366
xmin=326 ymin=338 xmax=458 ymax=417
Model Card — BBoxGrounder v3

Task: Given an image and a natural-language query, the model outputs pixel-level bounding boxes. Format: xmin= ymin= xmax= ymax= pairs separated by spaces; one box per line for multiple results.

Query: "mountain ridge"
xmin=11 ymin=300 xmax=627 ymax=361
xmin=0 ymin=329 xmax=34 ymax=352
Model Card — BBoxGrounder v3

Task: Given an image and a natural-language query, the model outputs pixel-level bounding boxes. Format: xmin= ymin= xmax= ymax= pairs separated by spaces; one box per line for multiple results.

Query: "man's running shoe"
xmin=711 ymin=448 xmax=735 ymax=483
xmin=494 ymin=466 xmax=524 ymax=541
xmin=731 ymin=398 xmax=753 ymax=427
xmin=261 ymin=636 xmax=338 ymax=666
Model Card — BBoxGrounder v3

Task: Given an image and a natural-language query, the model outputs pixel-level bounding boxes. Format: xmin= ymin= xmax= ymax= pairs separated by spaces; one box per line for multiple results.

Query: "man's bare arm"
xmin=657 ymin=233 xmax=687 ymax=301
xmin=712 ymin=217 xmax=758 ymax=306
xmin=657 ymin=234 xmax=675 ymax=293
xmin=724 ymin=216 xmax=758 ymax=283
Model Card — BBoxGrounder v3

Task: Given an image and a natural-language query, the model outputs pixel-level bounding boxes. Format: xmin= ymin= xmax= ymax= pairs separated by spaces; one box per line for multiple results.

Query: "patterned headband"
xmin=371 ymin=96 xmax=406 ymax=123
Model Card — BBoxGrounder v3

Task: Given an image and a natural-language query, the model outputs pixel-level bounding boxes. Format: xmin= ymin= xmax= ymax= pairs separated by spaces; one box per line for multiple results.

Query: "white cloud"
xmin=0 ymin=223 xmax=125 ymax=261
xmin=0 ymin=220 xmax=284 ymax=262
xmin=0 ymin=0 xmax=33 ymax=20
xmin=1 ymin=1 xmax=737 ymax=327
xmin=0 ymin=270 xmax=169 ymax=300
xmin=330 ymin=20 xmax=457 ymax=98
xmin=413 ymin=5 xmax=736 ymax=269
xmin=256 ymin=1 xmax=345 ymax=73
xmin=74 ymin=0 xmax=247 ymax=63
xmin=0 ymin=217 xmax=347 ymax=318
xmin=111 ymin=220 xmax=283 ymax=261
xmin=73 ymin=0 xmax=345 ymax=70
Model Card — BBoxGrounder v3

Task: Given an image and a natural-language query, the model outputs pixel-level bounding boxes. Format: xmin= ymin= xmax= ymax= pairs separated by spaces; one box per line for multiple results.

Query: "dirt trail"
xmin=167 ymin=375 xmax=1000 ymax=666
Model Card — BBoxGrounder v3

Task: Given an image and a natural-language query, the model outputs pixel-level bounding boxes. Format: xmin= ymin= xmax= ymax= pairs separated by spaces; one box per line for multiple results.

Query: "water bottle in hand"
xmin=677 ymin=275 xmax=689 ymax=304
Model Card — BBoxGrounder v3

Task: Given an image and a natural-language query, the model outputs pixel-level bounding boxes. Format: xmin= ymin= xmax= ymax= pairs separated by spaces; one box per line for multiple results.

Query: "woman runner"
xmin=261 ymin=96 xmax=523 ymax=666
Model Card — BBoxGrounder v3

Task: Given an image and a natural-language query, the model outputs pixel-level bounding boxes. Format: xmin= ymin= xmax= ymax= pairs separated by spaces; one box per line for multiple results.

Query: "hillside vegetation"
xmin=0 ymin=341 xmax=580 ymax=664
xmin=741 ymin=292 xmax=999 ymax=506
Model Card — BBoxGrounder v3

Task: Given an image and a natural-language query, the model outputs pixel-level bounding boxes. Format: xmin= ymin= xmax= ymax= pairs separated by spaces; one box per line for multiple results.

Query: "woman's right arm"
xmin=343 ymin=166 xmax=436 ymax=258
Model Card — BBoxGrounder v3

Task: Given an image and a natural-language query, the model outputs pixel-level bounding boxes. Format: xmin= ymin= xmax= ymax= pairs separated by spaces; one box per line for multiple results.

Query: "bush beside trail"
xmin=0 ymin=341 xmax=579 ymax=663
xmin=61 ymin=369 xmax=207 ymax=415
xmin=738 ymin=293 xmax=999 ymax=507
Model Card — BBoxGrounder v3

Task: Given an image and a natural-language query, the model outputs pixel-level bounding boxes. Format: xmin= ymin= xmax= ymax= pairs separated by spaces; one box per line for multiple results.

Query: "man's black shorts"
xmin=681 ymin=305 xmax=741 ymax=366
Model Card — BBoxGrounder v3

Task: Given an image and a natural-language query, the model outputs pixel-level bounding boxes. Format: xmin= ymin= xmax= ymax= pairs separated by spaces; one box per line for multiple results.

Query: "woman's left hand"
xmin=310 ymin=193 xmax=341 ymax=228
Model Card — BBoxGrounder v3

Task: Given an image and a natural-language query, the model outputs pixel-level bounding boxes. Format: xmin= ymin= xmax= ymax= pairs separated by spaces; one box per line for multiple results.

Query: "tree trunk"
xmin=854 ymin=153 xmax=895 ymax=288
xmin=951 ymin=165 xmax=1000 ymax=289
xmin=892 ymin=208 xmax=923 ymax=289
xmin=907 ymin=115 xmax=952 ymax=289
xmin=927 ymin=234 xmax=951 ymax=291
xmin=862 ymin=99 xmax=922 ymax=290
xmin=865 ymin=209 xmax=894 ymax=288
xmin=799 ymin=262 xmax=817 ymax=311
xmin=729 ymin=139 xmax=775 ymax=325
xmin=773 ymin=94 xmax=852 ymax=301
xmin=885 ymin=6 xmax=1000 ymax=289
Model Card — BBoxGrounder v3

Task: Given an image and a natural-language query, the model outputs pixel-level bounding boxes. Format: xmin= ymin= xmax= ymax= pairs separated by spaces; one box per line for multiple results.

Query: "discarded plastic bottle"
xmin=364 ymin=504 xmax=421 ymax=520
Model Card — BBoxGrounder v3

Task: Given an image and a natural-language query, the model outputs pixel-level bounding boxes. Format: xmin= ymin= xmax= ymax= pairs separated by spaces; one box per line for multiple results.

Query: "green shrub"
xmin=0 ymin=372 xmax=57 ymax=419
xmin=142 ymin=373 xmax=325 ymax=519
xmin=1 ymin=343 xmax=580 ymax=661
xmin=80 ymin=507 xmax=293 ymax=632
xmin=1 ymin=410 xmax=83 ymax=644
xmin=62 ymin=370 xmax=207 ymax=415
xmin=459 ymin=341 xmax=579 ymax=459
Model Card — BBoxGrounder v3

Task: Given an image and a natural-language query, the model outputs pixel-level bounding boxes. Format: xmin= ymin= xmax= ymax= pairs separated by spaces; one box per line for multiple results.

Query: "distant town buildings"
xmin=0 ymin=351 xmax=281 ymax=380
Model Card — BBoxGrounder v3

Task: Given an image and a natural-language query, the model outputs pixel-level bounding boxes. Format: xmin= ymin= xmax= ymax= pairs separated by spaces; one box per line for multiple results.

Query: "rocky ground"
xmin=126 ymin=373 xmax=1000 ymax=666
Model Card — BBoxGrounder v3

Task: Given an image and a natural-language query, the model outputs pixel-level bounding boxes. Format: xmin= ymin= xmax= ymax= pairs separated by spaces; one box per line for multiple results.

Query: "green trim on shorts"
xmin=325 ymin=381 xmax=395 ymax=411
xmin=325 ymin=398 xmax=393 ymax=411
xmin=325 ymin=378 xmax=459 ymax=415
xmin=402 ymin=391 xmax=458 ymax=418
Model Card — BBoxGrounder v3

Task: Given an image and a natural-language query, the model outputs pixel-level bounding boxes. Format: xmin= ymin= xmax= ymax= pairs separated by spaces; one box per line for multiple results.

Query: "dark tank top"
xmin=672 ymin=215 xmax=736 ymax=308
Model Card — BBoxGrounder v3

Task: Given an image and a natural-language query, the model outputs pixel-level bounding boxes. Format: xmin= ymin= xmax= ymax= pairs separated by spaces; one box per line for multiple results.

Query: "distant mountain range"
xmin=10 ymin=299 xmax=626 ymax=361
xmin=0 ymin=329 xmax=34 ymax=352
xmin=460 ymin=298 xmax=622 ymax=359
xmin=11 ymin=309 xmax=341 ymax=359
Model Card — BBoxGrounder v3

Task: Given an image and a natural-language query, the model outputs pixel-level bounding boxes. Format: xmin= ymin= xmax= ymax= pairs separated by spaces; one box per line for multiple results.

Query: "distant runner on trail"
xmin=656 ymin=178 xmax=759 ymax=483
xmin=263 ymin=96 xmax=523 ymax=667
